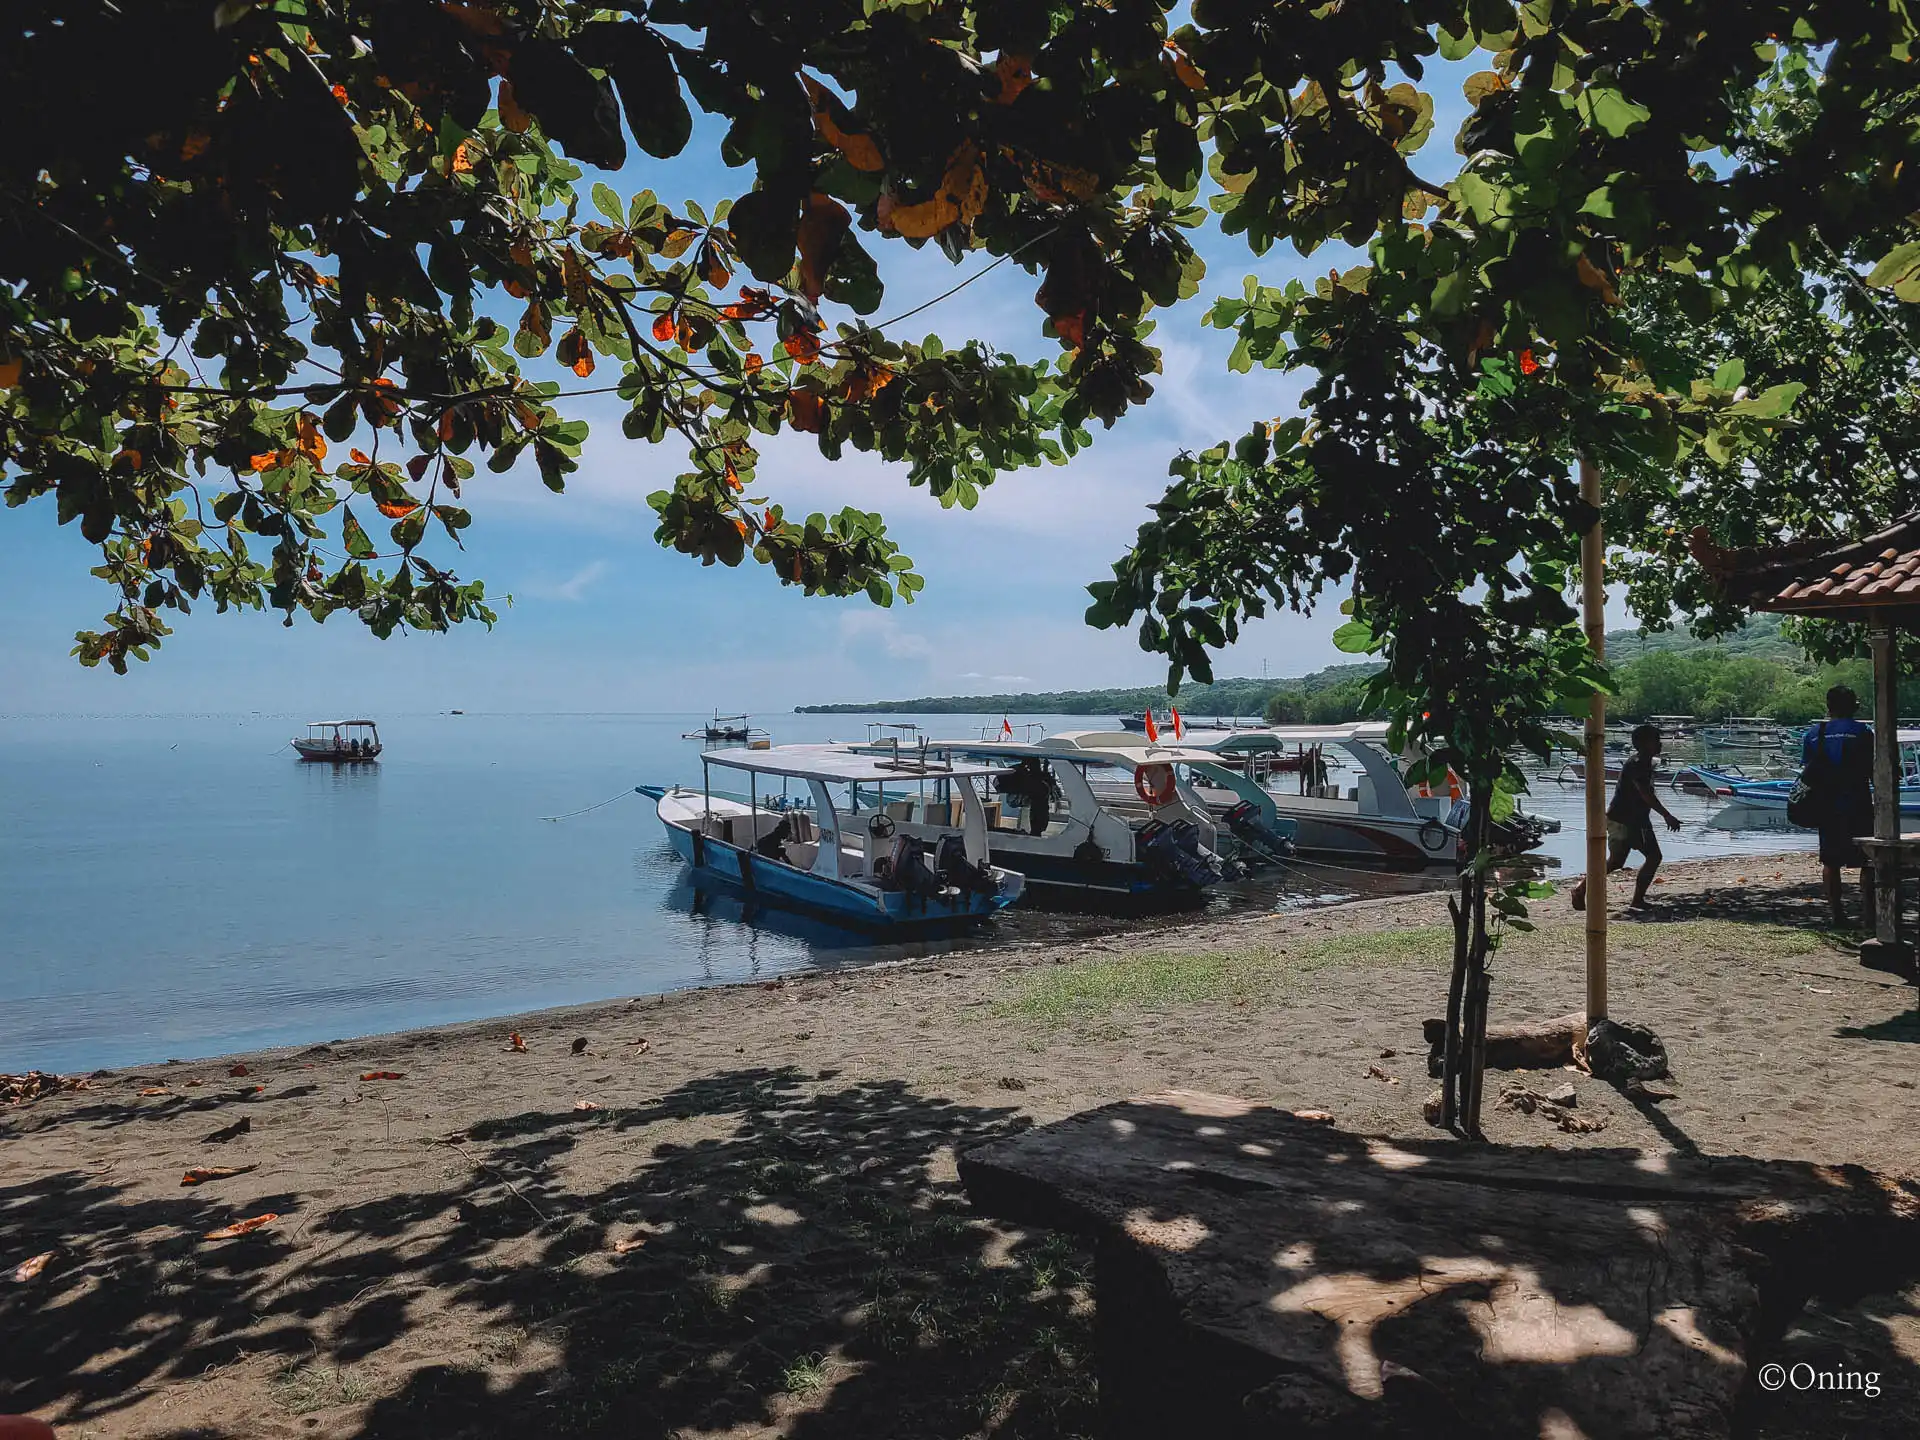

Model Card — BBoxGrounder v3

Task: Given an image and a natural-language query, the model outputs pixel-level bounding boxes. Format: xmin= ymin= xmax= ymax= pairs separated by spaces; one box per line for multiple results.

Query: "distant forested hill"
xmin=797 ymin=616 xmax=1848 ymax=722
xmin=797 ymin=663 xmax=1382 ymax=717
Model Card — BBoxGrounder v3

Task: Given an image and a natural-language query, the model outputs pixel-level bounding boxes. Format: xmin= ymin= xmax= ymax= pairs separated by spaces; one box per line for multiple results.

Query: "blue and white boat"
xmin=644 ymin=745 xmax=1025 ymax=931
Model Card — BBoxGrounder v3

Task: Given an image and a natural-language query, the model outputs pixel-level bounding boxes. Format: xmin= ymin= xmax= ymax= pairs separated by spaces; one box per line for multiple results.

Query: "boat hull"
xmin=657 ymin=802 xmax=1017 ymax=931
xmin=292 ymin=742 xmax=381 ymax=762
xmin=982 ymin=841 xmax=1194 ymax=901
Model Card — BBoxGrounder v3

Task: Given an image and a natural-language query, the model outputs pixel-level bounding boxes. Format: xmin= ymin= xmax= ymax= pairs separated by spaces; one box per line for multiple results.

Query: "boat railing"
xmin=865 ymin=734 xmax=957 ymax=775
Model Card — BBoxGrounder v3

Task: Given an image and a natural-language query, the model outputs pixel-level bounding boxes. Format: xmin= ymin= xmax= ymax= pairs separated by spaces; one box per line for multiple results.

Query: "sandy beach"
xmin=5 ymin=851 xmax=1917 ymax=1439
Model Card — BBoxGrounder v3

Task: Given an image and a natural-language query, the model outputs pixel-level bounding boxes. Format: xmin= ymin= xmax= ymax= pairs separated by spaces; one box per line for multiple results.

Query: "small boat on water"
xmin=684 ymin=712 xmax=769 ymax=746
xmin=292 ymin=719 xmax=381 ymax=762
xmin=1699 ymin=716 xmax=1786 ymax=749
xmin=857 ymin=733 xmax=1296 ymax=905
xmin=643 ymin=745 xmax=1024 ymax=930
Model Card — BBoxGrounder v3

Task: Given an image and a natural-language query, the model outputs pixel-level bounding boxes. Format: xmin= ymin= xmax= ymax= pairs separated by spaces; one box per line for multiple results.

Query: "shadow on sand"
xmin=2 ymin=1068 xmax=1097 ymax=1438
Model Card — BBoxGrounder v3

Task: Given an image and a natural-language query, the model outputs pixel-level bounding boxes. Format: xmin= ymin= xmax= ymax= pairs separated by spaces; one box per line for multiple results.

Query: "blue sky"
xmin=3 ymin=70 xmax=1493 ymax=716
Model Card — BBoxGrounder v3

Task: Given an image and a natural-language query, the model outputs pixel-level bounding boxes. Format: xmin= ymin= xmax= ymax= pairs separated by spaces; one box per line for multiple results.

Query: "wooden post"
xmin=1580 ymin=456 xmax=1608 ymax=1023
xmin=1863 ymin=624 xmax=1906 ymax=963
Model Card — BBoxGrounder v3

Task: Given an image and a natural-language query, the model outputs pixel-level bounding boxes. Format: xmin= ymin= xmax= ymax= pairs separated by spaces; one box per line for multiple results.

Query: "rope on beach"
xmin=542 ymin=786 xmax=645 ymax=822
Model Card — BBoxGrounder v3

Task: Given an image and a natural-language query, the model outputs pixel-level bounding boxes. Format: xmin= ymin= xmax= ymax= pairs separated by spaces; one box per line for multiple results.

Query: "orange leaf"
xmin=1163 ymin=41 xmax=1206 ymax=91
xmin=573 ymin=1099 xmax=602 ymax=1112
xmin=660 ymin=227 xmax=698 ymax=259
xmin=115 ymin=448 xmax=143 ymax=471
xmin=249 ymin=451 xmax=289 ymax=473
xmin=497 ymin=79 xmax=530 ymax=132
xmin=1054 ymin=310 xmax=1087 ymax=351
xmin=787 ymin=388 xmax=825 ymax=432
xmin=331 ymin=83 xmax=350 ymax=106
xmin=229 ymin=1064 xmax=249 ymax=1077
xmin=295 ymin=413 xmax=328 ymax=463
xmin=360 ymin=1070 xmax=405 ymax=1081
xmin=743 ymin=352 xmax=764 ymax=374
xmin=452 ymin=139 xmax=478 ymax=174
xmin=879 ymin=142 xmax=984 ymax=238
xmin=507 ymin=1031 xmax=527 ymax=1052
xmin=723 ymin=457 xmax=742 ymax=491
xmin=841 ymin=365 xmax=897 ymax=403
xmin=701 ymin=247 xmax=732 ymax=290
xmin=371 ymin=377 xmax=403 ymax=418
xmin=992 ymin=53 xmax=1035 ymax=104
xmin=139 ymin=1086 xmax=170 ymax=1097
xmin=732 ymin=518 xmax=749 ymax=539
xmin=796 ymin=192 xmax=851 ymax=302
xmin=802 ymin=76 xmax=885 ymax=172
xmin=0 ymin=358 xmax=23 ymax=389
xmin=611 ymin=1235 xmax=647 ymax=1253
xmin=652 ymin=312 xmax=677 ymax=343
xmin=181 ymin=1165 xmax=257 ymax=1186
xmin=349 ymin=448 xmax=372 ymax=465
xmin=783 ymin=330 xmax=822 ymax=365
xmin=1519 ymin=348 xmax=1540 ymax=375
xmin=437 ymin=407 xmax=457 ymax=441
xmin=203 ymin=1213 xmax=279 ymax=1241
xmin=11 ymin=1251 xmax=56 ymax=1282
xmin=1575 ymin=254 xmax=1620 ymax=305
xmin=375 ymin=499 xmax=420 ymax=519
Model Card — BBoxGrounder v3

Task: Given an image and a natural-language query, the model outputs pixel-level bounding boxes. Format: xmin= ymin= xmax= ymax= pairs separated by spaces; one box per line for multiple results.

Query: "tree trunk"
xmin=1441 ymin=782 xmax=1496 ymax=1140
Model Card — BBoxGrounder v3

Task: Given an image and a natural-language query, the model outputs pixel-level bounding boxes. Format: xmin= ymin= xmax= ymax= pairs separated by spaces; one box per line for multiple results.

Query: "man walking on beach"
xmin=1571 ymin=724 xmax=1682 ymax=912
xmin=1805 ymin=684 xmax=1875 ymax=927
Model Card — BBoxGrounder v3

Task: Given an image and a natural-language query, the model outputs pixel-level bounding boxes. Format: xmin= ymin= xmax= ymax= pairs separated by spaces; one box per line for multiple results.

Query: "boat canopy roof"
xmin=307 ymin=719 xmax=378 ymax=728
xmin=931 ymin=736 xmax=1231 ymax=770
xmin=702 ymin=743 xmax=1001 ymax=784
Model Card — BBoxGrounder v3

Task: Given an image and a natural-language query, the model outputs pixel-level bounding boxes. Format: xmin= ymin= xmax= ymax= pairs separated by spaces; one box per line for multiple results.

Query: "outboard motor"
xmin=1222 ymin=801 xmax=1296 ymax=867
xmin=1137 ymin=821 xmax=1226 ymax=888
xmin=878 ymin=835 xmax=944 ymax=897
xmin=933 ymin=833 xmax=999 ymax=897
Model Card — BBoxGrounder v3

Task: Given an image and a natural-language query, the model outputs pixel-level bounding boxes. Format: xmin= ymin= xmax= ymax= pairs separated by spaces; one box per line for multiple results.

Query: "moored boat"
xmin=645 ymin=745 xmax=1023 ymax=930
xmin=291 ymin=719 xmax=381 ymax=762
xmin=863 ymin=734 xmax=1295 ymax=905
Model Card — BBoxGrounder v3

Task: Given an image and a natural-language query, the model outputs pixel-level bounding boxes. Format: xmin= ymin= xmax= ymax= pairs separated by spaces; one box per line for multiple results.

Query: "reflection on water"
xmin=1709 ymin=803 xmax=1808 ymax=835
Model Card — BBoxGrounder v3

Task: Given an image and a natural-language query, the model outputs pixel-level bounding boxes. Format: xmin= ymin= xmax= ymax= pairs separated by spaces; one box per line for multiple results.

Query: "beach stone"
xmin=960 ymin=1090 xmax=1920 ymax=1440
xmin=1545 ymin=1083 xmax=1577 ymax=1107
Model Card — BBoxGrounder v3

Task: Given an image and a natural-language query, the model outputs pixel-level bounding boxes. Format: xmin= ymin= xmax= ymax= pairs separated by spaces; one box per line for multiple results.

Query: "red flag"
xmin=1170 ymin=706 xmax=1184 ymax=740
xmin=1001 ymin=717 xmax=1013 ymax=737
xmin=1143 ymin=711 xmax=1160 ymax=742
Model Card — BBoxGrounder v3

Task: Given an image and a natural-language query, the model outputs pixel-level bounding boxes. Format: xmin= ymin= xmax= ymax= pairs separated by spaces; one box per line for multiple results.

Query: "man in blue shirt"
xmin=1804 ymin=685 xmax=1875 ymax=927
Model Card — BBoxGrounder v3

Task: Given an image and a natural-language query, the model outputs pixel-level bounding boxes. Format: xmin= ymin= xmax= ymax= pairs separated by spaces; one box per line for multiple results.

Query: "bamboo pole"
xmin=1580 ymin=455 xmax=1608 ymax=1023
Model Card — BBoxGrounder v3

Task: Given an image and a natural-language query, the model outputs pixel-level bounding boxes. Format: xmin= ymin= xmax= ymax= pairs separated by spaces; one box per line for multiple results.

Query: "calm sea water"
xmin=0 ymin=713 xmax=1811 ymax=1073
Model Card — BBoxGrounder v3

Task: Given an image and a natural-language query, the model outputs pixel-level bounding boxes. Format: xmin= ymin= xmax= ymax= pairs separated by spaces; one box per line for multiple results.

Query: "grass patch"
xmin=782 ymin=1351 xmax=829 ymax=1397
xmin=269 ymin=1362 xmax=370 ymax=1415
xmin=1002 ymin=926 xmax=1456 ymax=1025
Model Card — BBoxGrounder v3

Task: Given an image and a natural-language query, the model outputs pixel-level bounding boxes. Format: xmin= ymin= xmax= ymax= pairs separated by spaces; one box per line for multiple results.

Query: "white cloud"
xmin=837 ymin=610 xmax=933 ymax=661
xmin=523 ymin=559 xmax=609 ymax=602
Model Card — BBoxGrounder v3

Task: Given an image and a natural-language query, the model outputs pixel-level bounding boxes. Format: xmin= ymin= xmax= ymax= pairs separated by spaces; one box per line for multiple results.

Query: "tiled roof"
xmin=1689 ymin=513 xmax=1920 ymax=617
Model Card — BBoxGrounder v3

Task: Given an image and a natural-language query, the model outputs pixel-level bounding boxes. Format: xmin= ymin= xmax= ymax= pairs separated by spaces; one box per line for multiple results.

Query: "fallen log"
xmin=1424 ymin=1010 xmax=1586 ymax=1076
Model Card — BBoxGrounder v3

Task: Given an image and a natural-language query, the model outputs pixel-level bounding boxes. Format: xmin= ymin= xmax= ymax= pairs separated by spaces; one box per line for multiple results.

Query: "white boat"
xmin=291 ymin=719 xmax=381 ymax=762
xmin=643 ymin=745 xmax=1023 ymax=931
xmin=859 ymin=734 xmax=1296 ymax=904
xmin=1092 ymin=724 xmax=1555 ymax=867
xmin=1699 ymin=716 xmax=1784 ymax=748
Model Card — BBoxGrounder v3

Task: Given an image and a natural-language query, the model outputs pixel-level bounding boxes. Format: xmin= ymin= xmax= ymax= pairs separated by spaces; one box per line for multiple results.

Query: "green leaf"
xmin=1711 ymin=358 xmax=1745 ymax=391
xmin=591 ymin=183 xmax=625 ymax=226
xmin=1866 ymin=240 xmax=1920 ymax=291
xmin=1331 ymin=619 xmax=1377 ymax=654
xmin=341 ymin=506 xmax=377 ymax=559
xmin=1576 ymin=86 xmax=1651 ymax=138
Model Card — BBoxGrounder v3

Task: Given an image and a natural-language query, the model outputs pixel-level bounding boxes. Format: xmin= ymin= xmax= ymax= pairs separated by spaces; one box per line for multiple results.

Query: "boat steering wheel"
xmin=868 ymin=814 xmax=897 ymax=839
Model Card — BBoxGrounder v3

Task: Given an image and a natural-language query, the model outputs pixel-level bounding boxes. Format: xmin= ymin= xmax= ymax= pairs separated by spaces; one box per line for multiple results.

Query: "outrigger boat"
xmin=854 ymin=734 xmax=1296 ymax=904
xmin=643 ymin=745 xmax=1024 ymax=930
xmin=683 ymin=712 xmax=769 ymax=747
xmin=291 ymin=719 xmax=382 ymax=762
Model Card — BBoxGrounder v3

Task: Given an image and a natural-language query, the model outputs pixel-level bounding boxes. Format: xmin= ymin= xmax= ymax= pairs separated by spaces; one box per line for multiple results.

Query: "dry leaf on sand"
xmin=11 ymin=1250 xmax=57 ymax=1282
xmin=203 ymin=1213 xmax=279 ymax=1240
xmin=181 ymin=1165 xmax=257 ymax=1186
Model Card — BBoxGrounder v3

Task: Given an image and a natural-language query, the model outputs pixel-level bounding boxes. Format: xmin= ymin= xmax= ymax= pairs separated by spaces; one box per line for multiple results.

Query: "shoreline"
xmin=7 ymin=849 xmax=1917 ymax=1438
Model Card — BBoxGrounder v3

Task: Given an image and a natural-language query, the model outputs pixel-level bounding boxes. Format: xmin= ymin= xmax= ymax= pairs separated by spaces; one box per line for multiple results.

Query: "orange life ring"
xmin=1135 ymin=763 xmax=1177 ymax=807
